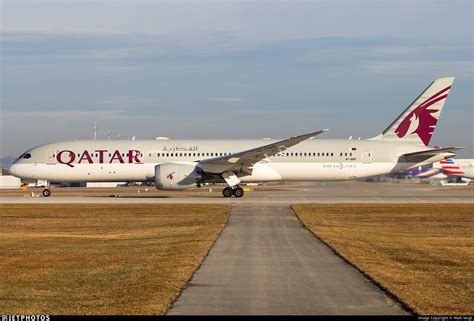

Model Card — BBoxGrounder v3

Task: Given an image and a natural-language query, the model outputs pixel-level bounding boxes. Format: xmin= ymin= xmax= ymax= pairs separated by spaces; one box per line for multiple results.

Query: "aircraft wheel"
xmin=42 ymin=189 xmax=51 ymax=197
xmin=233 ymin=186 xmax=244 ymax=198
xmin=222 ymin=187 xmax=233 ymax=198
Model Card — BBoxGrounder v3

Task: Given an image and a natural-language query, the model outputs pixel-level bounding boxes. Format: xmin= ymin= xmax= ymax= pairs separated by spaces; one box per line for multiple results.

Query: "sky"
xmin=1 ymin=0 xmax=473 ymax=158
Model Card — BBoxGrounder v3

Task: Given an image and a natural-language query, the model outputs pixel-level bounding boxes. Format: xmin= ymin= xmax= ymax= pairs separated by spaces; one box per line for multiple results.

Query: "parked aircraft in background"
xmin=433 ymin=158 xmax=474 ymax=182
xmin=10 ymin=77 xmax=461 ymax=197
xmin=404 ymin=158 xmax=473 ymax=182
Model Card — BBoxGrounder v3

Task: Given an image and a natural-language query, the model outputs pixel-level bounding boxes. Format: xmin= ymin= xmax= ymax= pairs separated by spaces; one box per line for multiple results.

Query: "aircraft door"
xmin=46 ymin=150 xmax=56 ymax=165
xmin=362 ymin=150 xmax=373 ymax=163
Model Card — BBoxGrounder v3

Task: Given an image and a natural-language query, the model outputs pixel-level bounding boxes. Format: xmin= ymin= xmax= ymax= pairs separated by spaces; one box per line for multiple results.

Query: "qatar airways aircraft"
xmin=10 ymin=77 xmax=461 ymax=198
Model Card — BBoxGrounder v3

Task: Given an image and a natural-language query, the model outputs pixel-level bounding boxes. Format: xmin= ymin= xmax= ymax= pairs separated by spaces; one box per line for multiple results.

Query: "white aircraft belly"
xmin=242 ymin=162 xmax=398 ymax=182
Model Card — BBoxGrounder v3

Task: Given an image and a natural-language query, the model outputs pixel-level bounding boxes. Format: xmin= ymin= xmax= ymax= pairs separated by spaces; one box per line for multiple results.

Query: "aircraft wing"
xmin=198 ymin=129 xmax=328 ymax=174
xmin=401 ymin=147 xmax=463 ymax=162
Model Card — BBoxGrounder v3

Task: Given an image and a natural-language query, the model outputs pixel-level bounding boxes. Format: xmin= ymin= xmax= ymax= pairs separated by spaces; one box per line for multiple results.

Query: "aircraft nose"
xmin=8 ymin=164 xmax=18 ymax=176
xmin=9 ymin=164 xmax=18 ymax=177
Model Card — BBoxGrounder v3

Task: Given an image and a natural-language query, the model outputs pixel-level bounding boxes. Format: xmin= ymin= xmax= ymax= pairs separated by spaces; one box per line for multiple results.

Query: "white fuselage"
xmin=10 ymin=138 xmax=449 ymax=185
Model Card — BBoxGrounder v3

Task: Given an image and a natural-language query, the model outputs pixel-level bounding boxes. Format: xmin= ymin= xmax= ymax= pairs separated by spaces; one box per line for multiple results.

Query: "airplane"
xmin=433 ymin=158 xmax=474 ymax=182
xmin=9 ymin=77 xmax=462 ymax=198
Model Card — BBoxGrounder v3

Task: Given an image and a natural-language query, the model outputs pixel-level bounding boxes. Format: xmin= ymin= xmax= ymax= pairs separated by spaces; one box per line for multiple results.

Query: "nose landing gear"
xmin=42 ymin=189 xmax=51 ymax=197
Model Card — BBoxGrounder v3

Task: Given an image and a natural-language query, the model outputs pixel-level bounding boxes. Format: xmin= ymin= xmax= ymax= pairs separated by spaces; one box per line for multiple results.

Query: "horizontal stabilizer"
xmin=402 ymin=147 xmax=463 ymax=161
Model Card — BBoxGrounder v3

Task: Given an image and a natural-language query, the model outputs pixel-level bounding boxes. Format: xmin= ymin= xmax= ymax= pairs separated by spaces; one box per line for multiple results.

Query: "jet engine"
xmin=155 ymin=162 xmax=202 ymax=190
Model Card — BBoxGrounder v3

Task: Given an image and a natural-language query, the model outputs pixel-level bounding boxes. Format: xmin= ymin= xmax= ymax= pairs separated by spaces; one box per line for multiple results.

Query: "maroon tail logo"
xmin=167 ymin=172 xmax=176 ymax=180
xmin=395 ymin=86 xmax=450 ymax=146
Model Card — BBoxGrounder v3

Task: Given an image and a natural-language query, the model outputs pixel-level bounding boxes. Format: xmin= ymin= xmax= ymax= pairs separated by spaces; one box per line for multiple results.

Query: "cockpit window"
xmin=23 ymin=153 xmax=31 ymax=159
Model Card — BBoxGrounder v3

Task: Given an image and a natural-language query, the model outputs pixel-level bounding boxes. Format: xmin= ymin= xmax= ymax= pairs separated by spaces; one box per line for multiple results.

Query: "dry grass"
xmin=292 ymin=204 xmax=474 ymax=315
xmin=0 ymin=204 xmax=230 ymax=315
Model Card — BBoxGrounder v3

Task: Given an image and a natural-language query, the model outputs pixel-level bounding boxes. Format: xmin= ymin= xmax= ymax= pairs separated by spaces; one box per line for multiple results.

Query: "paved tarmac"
xmin=168 ymin=205 xmax=408 ymax=315
xmin=0 ymin=181 xmax=472 ymax=204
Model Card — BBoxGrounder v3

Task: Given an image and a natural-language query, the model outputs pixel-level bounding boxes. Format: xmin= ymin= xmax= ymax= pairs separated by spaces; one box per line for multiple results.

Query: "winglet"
xmin=308 ymin=129 xmax=329 ymax=139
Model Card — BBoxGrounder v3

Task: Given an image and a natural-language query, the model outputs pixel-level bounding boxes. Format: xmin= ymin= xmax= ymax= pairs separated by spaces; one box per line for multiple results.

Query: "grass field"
xmin=292 ymin=204 xmax=474 ymax=315
xmin=0 ymin=204 xmax=230 ymax=315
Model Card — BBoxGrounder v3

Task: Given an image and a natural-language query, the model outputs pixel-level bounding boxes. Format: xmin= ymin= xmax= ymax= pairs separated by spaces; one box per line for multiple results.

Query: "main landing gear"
xmin=221 ymin=172 xmax=244 ymax=198
xmin=42 ymin=189 xmax=51 ymax=197
xmin=222 ymin=186 xmax=244 ymax=198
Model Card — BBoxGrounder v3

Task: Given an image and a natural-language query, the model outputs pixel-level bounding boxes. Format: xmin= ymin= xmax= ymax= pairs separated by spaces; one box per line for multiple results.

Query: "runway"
xmin=0 ymin=181 xmax=472 ymax=204
xmin=168 ymin=205 xmax=408 ymax=315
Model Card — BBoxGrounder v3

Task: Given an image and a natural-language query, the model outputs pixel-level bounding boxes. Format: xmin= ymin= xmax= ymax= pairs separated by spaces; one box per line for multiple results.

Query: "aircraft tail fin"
xmin=436 ymin=158 xmax=466 ymax=176
xmin=370 ymin=77 xmax=455 ymax=146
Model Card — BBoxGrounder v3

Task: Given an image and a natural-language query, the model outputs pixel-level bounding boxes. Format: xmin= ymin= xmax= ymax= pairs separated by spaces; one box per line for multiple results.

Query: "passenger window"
xmin=23 ymin=153 xmax=31 ymax=159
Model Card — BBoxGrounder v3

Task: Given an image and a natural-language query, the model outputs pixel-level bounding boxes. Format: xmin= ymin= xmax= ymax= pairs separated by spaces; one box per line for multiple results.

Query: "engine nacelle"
xmin=155 ymin=162 xmax=202 ymax=190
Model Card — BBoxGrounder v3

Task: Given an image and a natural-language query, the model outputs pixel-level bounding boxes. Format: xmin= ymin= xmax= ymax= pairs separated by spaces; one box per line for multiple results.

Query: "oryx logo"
xmin=167 ymin=172 xmax=176 ymax=180
xmin=395 ymin=86 xmax=451 ymax=146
